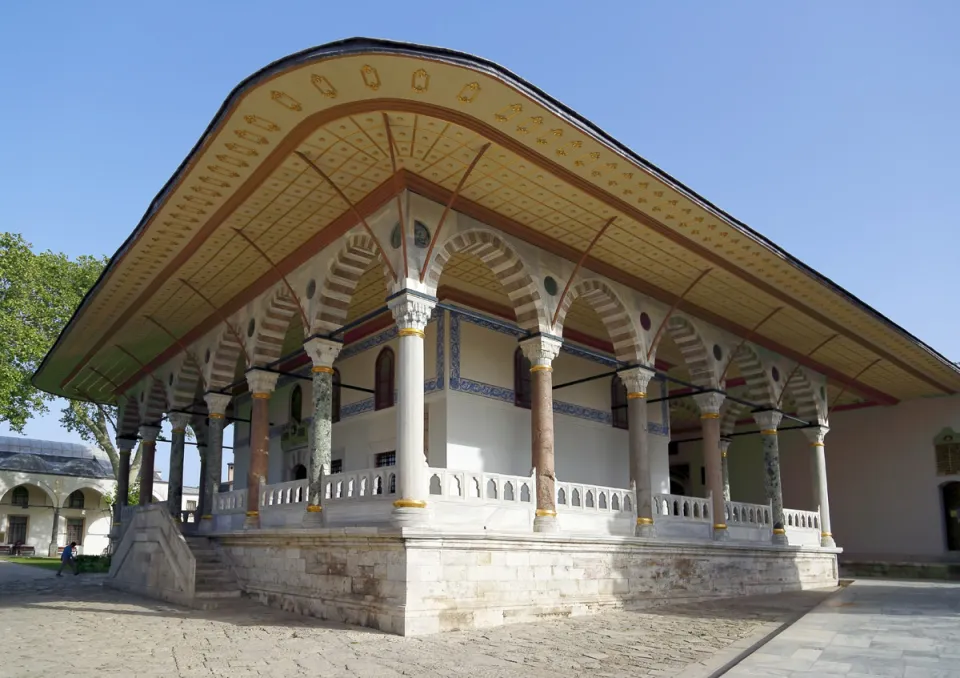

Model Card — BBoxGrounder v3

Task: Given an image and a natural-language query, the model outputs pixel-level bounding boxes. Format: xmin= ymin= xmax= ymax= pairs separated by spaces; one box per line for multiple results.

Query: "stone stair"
xmin=184 ymin=536 xmax=243 ymax=609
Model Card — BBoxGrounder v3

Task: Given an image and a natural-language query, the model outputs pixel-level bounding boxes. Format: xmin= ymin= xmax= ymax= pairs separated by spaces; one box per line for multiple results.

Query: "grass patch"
xmin=1 ymin=556 xmax=61 ymax=571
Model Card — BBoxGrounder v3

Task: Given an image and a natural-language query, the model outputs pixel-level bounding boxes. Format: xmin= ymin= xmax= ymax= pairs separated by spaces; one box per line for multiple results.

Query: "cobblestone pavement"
xmin=0 ymin=562 xmax=833 ymax=678
xmin=726 ymin=579 xmax=960 ymax=677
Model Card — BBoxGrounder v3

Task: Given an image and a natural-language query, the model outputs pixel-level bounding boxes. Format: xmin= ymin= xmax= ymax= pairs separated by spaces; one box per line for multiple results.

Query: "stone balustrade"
xmin=556 ymin=480 xmax=635 ymax=536
xmin=724 ymin=499 xmax=773 ymax=542
xmin=211 ymin=488 xmax=248 ymax=531
xmin=426 ymin=468 xmax=536 ymax=532
xmin=653 ymin=492 xmax=713 ymax=539
xmin=783 ymin=507 xmax=822 ymax=546
xmin=260 ymin=479 xmax=308 ymax=507
xmin=324 ymin=467 xmax=398 ymax=501
xmin=429 ymin=468 xmax=535 ymax=504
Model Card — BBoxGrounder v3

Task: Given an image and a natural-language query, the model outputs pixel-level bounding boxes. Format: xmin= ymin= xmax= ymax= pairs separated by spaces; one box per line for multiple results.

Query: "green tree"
xmin=0 ymin=232 xmax=136 ymax=477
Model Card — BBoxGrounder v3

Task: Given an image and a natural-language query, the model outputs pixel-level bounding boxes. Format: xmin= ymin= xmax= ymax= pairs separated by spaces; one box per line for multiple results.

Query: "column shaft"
xmin=197 ymin=450 xmax=208 ymax=519
xmin=167 ymin=414 xmax=189 ymax=519
xmin=247 ymin=394 xmax=270 ymax=525
xmin=755 ymin=410 xmax=787 ymax=545
xmin=693 ymin=392 xmax=726 ymax=539
xmin=520 ymin=335 xmax=562 ymax=533
xmin=116 ymin=446 xmax=132 ymax=519
xmin=806 ymin=425 xmax=836 ymax=548
xmin=621 ymin=367 xmax=655 ymax=537
xmin=720 ymin=438 xmax=732 ymax=501
xmin=304 ymin=337 xmax=342 ymax=523
xmin=202 ymin=392 xmax=231 ymax=527
xmin=138 ymin=426 xmax=160 ymax=506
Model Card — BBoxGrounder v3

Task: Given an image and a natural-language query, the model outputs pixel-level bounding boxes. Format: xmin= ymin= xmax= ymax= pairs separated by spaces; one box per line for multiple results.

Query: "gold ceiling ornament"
xmin=208 ymin=165 xmax=240 ymax=178
xmin=556 ymin=148 xmax=567 ymax=156
xmin=536 ymin=137 xmax=548 ymax=145
xmin=550 ymin=128 xmax=563 ymax=137
xmin=190 ymin=186 xmax=221 ymax=198
xmin=176 ymin=204 xmax=206 ymax=216
xmin=199 ymin=176 xmax=230 ymax=188
xmin=234 ymin=129 xmax=269 ymax=145
xmin=411 ymin=68 xmax=430 ymax=93
xmin=494 ymin=103 xmax=522 ymax=122
xmin=360 ymin=64 xmax=381 ymax=91
xmin=456 ymin=82 xmax=480 ymax=103
xmin=224 ymin=142 xmax=259 ymax=156
xmin=183 ymin=195 xmax=212 ymax=206
xmin=169 ymin=213 xmax=198 ymax=223
xmin=243 ymin=115 xmax=280 ymax=132
xmin=216 ymin=154 xmax=249 ymax=168
xmin=310 ymin=74 xmax=338 ymax=98
xmin=270 ymin=90 xmax=302 ymax=111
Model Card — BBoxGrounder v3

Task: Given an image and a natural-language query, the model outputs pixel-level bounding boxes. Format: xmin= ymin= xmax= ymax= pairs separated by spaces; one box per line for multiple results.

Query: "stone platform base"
xmin=213 ymin=528 xmax=839 ymax=636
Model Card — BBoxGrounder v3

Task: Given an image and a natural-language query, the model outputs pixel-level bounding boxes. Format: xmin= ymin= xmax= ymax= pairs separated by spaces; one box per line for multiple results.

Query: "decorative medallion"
xmin=457 ymin=82 xmax=480 ymax=103
xmin=191 ymin=186 xmax=222 ymax=198
xmin=243 ymin=115 xmax=280 ymax=132
xmin=713 ymin=344 xmax=723 ymax=361
xmin=414 ymin=221 xmax=431 ymax=248
xmin=199 ymin=176 xmax=230 ymax=188
xmin=411 ymin=68 xmax=430 ymax=93
xmin=310 ymin=74 xmax=337 ymax=99
xmin=270 ymin=90 xmax=302 ymax=111
xmin=640 ymin=312 xmax=652 ymax=332
xmin=216 ymin=154 xmax=249 ymax=168
xmin=494 ymin=104 xmax=523 ymax=122
xmin=390 ymin=223 xmax=402 ymax=250
xmin=306 ymin=279 xmax=317 ymax=300
xmin=208 ymin=165 xmax=240 ymax=178
xmin=247 ymin=318 xmax=256 ymax=337
xmin=771 ymin=366 xmax=780 ymax=382
xmin=234 ymin=129 xmax=269 ymax=145
xmin=360 ymin=65 xmax=381 ymax=91
xmin=225 ymin=142 xmax=259 ymax=156
xmin=204 ymin=349 xmax=211 ymax=364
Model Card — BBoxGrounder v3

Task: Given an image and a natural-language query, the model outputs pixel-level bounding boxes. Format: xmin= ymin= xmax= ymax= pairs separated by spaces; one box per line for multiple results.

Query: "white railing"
xmin=783 ymin=508 xmax=821 ymax=531
xmin=428 ymin=468 xmax=535 ymax=505
xmin=556 ymin=481 xmax=634 ymax=514
xmin=654 ymin=492 xmax=713 ymax=522
xmin=725 ymin=500 xmax=772 ymax=528
xmin=180 ymin=510 xmax=199 ymax=524
xmin=212 ymin=488 xmax=248 ymax=514
xmin=324 ymin=467 xmax=397 ymax=501
xmin=260 ymin=479 xmax=308 ymax=507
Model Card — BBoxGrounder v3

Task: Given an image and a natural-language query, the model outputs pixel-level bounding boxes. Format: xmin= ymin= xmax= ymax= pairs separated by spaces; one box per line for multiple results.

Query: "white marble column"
xmin=200 ymin=392 xmax=231 ymax=532
xmin=620 ymin=366 xmax=656 ymax=537
xmin=720 ymin=437 xmax=732 ymax=501
xmin=138 ymin=425 xmax=161 ymax=506
xmin=520 ymin=335 xmax=563 ymax=533
xmin=754 ymin=410 xmax=788 ymax=545
xmin=693 ymin=392 xmax=727 ymax=540
xmin=167 ymin=413 xmax=190 ymax=520
xmin=388 ymin=291 xmax=436 ymax=528
xmin=804 ymin=425 xmax=836 ymax=548
xmin=244 ymin=370 xmax=279 ymax=529
xmin=114 ymin=437 xmax=136 ymax=525
xmin=303 ymin=337 xmax=343 ymax=526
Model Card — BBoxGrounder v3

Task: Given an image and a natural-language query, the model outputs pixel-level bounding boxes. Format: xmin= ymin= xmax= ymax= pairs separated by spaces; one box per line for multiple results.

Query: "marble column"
xmin=138 ymin=425 xmax=161 ymax=506
xmin=303 ymin=337 xmax=343 ymax=526
xmin=754 ymin=410 xmax=787 ymax=545
xmin=720 ymin=437 xmax=732 ymax=501
xmin=620 ymin=366 xmax=656 ymax=537
xmin=387 ymin=292 xmax=436 ymax=528
xmin=201 ymin=392 xmax=231 ymax=531
xmin=167 ymin=413 xmax=190 ymax=519
xmin=805 ymin=425 xmax=836 ymax=548
xmin=196 ymin=446 xmax=208 ymax=519
xmin=520 ymin=335 xmax=563 ymax=533
xmin=693 ymin=392 xmax=727 ymax=540
xmin=48 ymin=502 xmax=61 ymax=557
xmin=244 ymin=371 xmax=279 ymax=529
xmin=111 ymin=437 xmax=136 ymax=544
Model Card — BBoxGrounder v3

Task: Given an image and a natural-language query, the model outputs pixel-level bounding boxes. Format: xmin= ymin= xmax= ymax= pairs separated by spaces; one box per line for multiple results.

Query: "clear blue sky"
xmin=2 ymin=1 xmax=957 ymax=485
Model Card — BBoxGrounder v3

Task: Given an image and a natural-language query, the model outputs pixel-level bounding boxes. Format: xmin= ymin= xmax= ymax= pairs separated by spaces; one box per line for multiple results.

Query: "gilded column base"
xmin=533 ymin=510 xmax=559 ymax=533
xmin=635 ymin=518 xmax=656 ymax=539
xmin=820 ymin=532 xmax=837 ymax=548
xmin=771 ymin=527 xmax=789 ymax=546
xmin=712 ymin=524 xmax=730 ymax=542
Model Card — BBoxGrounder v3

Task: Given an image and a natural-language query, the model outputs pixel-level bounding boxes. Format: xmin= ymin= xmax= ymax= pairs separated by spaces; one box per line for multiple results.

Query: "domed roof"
xmin=0 ymin=437 xmax=113 ymax=478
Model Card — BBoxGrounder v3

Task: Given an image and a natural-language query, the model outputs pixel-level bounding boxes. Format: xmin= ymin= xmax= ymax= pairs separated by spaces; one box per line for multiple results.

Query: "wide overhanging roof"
xmin=34 ymin=38 xmax=960 ymax=407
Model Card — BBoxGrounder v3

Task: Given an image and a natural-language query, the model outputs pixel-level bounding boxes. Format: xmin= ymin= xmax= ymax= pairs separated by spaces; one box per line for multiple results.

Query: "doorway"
xmin=943 ymin=482 xmax=960 ymax=551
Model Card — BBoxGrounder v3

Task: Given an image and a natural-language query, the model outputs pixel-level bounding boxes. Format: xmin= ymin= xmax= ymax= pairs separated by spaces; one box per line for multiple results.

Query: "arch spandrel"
xmin=780 ymin=366 xmax=828 ymax=425
xmin=661 ymin=315 xmax=721 ymax=388
xmin=730 ymin=343 xmax=778 ymax=407
xmin=553 ymin=278 xmax=645 ymax=364
xmin=423 ymin=228 xmax=547 ymax=333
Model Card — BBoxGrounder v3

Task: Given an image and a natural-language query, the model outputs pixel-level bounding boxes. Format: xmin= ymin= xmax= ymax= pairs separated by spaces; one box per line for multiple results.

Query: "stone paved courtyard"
xmin=0 ymin=560 xmax=833 ymax=677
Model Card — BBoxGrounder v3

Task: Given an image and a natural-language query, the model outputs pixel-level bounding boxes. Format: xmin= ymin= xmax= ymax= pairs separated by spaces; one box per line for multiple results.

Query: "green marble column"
xmin=303 ymin=338 xmax=342 ymax=526
xmin=755 ymin=410 xmax=787 ymax=545
xmin=167 ymin=413 xmax=190 ymax=519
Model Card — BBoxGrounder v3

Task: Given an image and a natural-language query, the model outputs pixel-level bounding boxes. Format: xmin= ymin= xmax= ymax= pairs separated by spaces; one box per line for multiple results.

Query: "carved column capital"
xmin=803 ymin=424 xmax=829 ymax=446
xmin=388 ymin=291 xmax=436 ymax=334
xmin=753 ymin=409 xmax=783 ymax=433
xmin=304 ymin=337 xmax=343 ymax=371
xmin=245 ymin=369 xmax=280 ymax=397
xmin=519 ymin=335 xmax=562 ymax=368
xmin=116 ymin=437 xmax=138 ymax=453
xmin=168 ymin=413 xmax=191 ymax=433
xmin=618 ymin=366 xmax=656 ymax=397
xmin=204 ymin=392 xmax=232 ymax=419
xmin=139 ymin=425 xmax=161 ymax=443
xmin=693 ymin=391 xmax=725 ymax=418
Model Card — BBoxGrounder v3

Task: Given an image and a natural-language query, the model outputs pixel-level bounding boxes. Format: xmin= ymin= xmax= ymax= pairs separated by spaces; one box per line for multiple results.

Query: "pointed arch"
xmin=664 ymin=316 xmax=718 ymax=387
xmin=731 ymin=344 xmax=777 ymax=406
xmin=139 ymin=378 xmax=167 ymax=425
xmin=424 ymin=229 xmax=546 ymax=332
xmin=168 ymin=357 xmax=203 ymax=412
xmin=117 ymin=394 xmax=142 ymax=439
xmin=554 ymin=278 xmax=644 ymax=363
xmin=720 ymin=399 xmax=749 ymax=437
xmin=206 ymin=326 xmax=245 ymax=391
xmin=251 ymin=288 xmax=303 ymax=366
xmin=782 ymin=367 xmax=827 ymax=425
xmin=314 ymin=233 xmax=390 ymax=334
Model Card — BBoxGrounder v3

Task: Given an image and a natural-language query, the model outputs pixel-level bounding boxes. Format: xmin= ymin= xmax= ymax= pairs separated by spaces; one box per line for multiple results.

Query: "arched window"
xmin=67 ymin=490 xmax=85 ymax=509
xmin=332 ymin=368 xmax=341 ymax=424
xmin=611 ymin=375 xmax=628 ymax=430
xmin=290 ymin=385 xmax=303 ymax=425
xmin=11 ymin=486 xmax=28 ymax=508
xmin=514 ymin=348 xmax=532 ymax=409
xmin=292 ymin=464 xmax=307 ymax=481
xmin=375 ymin=348 xmax=395 ymax=411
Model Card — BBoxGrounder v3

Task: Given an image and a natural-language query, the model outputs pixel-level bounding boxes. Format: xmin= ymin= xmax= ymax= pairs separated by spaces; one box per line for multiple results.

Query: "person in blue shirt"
xmin=56 ymin=542 xmax=79 ymax=576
